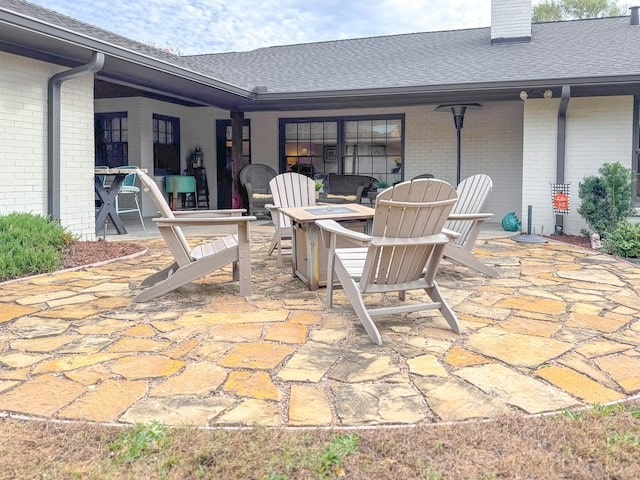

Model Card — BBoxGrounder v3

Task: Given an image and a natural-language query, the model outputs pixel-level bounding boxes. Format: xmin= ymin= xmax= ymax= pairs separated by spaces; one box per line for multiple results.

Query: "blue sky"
xmin=25 ymin=0 xmax=492 ymax=54
xmin=26 ymin=1 xmax=627 ymax=55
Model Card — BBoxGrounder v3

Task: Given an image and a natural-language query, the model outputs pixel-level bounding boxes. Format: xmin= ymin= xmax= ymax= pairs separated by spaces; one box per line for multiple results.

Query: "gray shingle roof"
xmin=2 ymin=0 xmax=640 ymax=99
xmin=183 ymin=18 xmax=640 ymax=94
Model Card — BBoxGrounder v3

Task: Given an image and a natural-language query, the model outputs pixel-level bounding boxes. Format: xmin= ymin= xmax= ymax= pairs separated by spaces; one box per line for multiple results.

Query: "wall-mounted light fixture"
xmin=519 ymin=89 xmax=553 ymax=100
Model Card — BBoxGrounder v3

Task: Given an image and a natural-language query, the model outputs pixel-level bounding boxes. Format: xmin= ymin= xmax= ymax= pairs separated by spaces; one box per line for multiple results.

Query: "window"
xmin=343 ymin=118 xmax=403 ymax=182
xmin=153 ymin=114 xmax=180 ymax=175
xmin=95 ymin=112 xmax=128 ymax=168
xmin=284 ymin=121 xmax=338 ymax=177
xmin=215 ymin=120 xmax=251 ymax=208
xmin=280 ymin=115 xmax=404 ymax=184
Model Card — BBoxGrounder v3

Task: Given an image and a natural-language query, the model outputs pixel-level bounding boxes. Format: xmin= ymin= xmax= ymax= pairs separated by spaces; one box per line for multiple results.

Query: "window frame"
xmin=95 ymin=112 xmax=128 ymax=168
xmin=153 ymin=114 xmax=181 ymax=176
xmin=278 ymin=114 xmax=405 ymax=184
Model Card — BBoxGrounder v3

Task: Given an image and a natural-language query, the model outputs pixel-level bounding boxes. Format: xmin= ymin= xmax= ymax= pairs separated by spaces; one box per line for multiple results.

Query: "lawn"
xmin=1 ymin=401 xmax=639 ymax=479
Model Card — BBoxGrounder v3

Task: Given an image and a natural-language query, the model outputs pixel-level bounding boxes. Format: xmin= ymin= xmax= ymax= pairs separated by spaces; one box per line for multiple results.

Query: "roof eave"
xmin=241 ymin=76 xmax=640 ymax=111
xmin=0 ymin=7 xmax=254 ymax=100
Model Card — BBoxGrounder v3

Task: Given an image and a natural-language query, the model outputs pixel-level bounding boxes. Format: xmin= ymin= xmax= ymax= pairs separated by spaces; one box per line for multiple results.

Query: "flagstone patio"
xmin=0 ymin=224 xmax=638 ymax=428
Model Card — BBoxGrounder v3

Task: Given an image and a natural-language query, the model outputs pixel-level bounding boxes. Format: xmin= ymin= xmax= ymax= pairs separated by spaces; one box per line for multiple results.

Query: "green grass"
xmin=108 ymin=421 xmax=171 ymax=464
xmin=0 ymin=212 xmax=74 ymax=281
xmin=266 ymin=433 xmax=359 ymax=480
xmin=317 ymin=433 xmax=359 ymax=478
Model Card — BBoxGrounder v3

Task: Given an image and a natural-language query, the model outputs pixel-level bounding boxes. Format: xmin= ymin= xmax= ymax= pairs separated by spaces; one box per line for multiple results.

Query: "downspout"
xmin=47 ymin=51 xmax=105 ymax=222
xmin=555 ymin=85 xmax=571 ymax=235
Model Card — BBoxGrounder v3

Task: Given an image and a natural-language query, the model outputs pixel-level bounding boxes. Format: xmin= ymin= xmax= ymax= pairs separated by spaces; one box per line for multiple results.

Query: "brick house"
xmin=1 ymin=0 xmax=639 ymax=239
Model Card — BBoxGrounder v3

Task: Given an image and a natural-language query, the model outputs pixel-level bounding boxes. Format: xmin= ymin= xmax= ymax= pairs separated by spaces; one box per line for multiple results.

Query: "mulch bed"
xmin=62 ymin=241 xmax=145 ymax=268
xmin=545 ymin=234 xmax=593 ymax=249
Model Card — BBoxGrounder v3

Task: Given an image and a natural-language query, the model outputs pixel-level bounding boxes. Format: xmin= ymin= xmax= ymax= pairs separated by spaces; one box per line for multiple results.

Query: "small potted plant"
xmin=368 ymin=180 xmax=390 ymax=202
xmin=315 ymin=181 xmax=324 ymax=199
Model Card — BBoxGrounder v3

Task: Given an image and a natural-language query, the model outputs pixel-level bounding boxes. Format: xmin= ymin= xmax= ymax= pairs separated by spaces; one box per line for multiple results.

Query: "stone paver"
xmin=0 ymin=233 xmax=637 ymax=428
xmin=0 ymin=374 xmax=85 ymax=416
xmin=223 ymin=371 xmax=283 ymax=400
xmin=465 ymin=326 xmax=573 ymax=368
xmin=289 ymin=385 xmax=332 ymax=426
xmin=415 ymin=377 xmax=509 ymax=421
xmin=534 ymin=366 xmax=624 ymax=404
xmin=594 ymin=354 xmax=640 ymax=394
xmin=58 ymin=379 xmax=147 ymax=422
xmin=332 ymin=383 xmax=425 ymax=425
xmin=455 ymin=363 xmax=579 ymax=414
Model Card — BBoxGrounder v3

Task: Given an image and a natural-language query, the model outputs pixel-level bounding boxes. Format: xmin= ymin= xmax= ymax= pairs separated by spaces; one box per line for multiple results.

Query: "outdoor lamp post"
xmin=435 ymin=103 xmax=481 ymax=185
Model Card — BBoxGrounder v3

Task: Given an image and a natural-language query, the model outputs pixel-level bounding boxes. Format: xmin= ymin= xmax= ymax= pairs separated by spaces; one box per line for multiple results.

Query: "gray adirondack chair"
xmin=239 ymin=164 xmax=277 ymax=216
xmin=266 ymin=172 xmax=316 ymax=266
xmin=317 ymin=179 xmax=460 ymax=345
xmin=135 ymin=169 xmax=255 ymax=302
xmin=443 ymin=174 xmax=498 ymax=277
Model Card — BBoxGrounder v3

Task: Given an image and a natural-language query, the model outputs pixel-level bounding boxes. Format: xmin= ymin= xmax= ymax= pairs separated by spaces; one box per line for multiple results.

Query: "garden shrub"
xmin=603 ymin=221 xmax=640 ymax=258
xmin=0 ymin=213 xmax=75 ymax=281
xmin=577 ymin=162 xmax=635 ymax=237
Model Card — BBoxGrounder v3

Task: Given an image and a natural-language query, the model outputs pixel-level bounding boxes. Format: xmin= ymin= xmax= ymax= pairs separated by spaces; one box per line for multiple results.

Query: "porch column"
xmin=230 ymin=111 xmax=247 ymax=209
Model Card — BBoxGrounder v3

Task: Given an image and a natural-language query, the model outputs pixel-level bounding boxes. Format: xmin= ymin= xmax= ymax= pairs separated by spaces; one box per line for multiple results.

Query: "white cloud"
xmin=23 ymin=0 xmax=630 ymax=54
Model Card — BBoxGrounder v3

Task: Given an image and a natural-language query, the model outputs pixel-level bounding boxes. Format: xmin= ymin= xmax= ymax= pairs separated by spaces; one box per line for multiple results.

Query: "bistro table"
xmin=279 ymin=203 xmax=375 ymax=290
xmin=94 ymin=167 xmax=146 ymax=235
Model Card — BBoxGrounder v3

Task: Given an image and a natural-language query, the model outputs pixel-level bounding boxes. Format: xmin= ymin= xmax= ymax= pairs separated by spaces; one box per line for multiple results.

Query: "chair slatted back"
xmin=360 ymin=179 xmax=457 ymax=289
xmin=445 ymin=174 xmax=493 ymax=247
xmin=136 ymin=169 xmax=193 ymax=264
xmin=269 ymin=172 xmax=316 ymax=228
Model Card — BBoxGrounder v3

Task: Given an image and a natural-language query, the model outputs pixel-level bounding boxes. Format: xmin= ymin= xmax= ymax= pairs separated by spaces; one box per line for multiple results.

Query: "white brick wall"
xmin=522 ymin=96 xmax=634 ymax=235
xmin=491 ymin=0 xmax=532 ymax=41
xmin=1 ymin=52 xmax=95 ymax=240
xmin=1 ymin=52 xmax=49 ymax=217
xmin=406 ymin=102 xmax=523 ymax=221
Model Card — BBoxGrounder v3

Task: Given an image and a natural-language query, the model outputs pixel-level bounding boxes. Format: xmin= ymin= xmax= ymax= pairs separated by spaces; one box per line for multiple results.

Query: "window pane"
xmin=357 ymin=121 xmax=372 ymax=138
xmin=298 ymin=123 xmax=311 ymax=140
xmin=388 ymin=119 xmax=401 ymax=138
xmin=324 ymin=122 xmax=337 ymax=140
xmin=344 ymin=121 xmax=357 ymax=139
xmin=372 ymin=119 xmax=387 ymax=138
xmin=285 ymin=123 xmax=298 ymax=140
xmin=310 ymin=122 xmax=324 ymax=139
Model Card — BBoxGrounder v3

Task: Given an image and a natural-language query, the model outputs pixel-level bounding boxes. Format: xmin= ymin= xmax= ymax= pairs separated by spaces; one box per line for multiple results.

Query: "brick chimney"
xmin=491 ymin=0 xmax=532 ymax=44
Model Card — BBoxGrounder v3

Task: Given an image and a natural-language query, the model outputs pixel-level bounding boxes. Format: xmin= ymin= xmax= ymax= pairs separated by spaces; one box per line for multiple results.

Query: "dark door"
xmin=216 ymin=119 xmax=251 ymax=208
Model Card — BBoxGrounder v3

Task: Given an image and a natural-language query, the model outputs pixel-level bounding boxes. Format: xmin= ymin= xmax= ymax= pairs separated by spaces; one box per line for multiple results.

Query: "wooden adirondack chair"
xmin=135 ymin=169 xmax=256 ymax=302
xmin=266 ymin=172 xmax=316 ymax=266
xmin=317 ymin=179 xmax=460 ymax=345
xmin=443 ymin=174 xmax=498 ymax=277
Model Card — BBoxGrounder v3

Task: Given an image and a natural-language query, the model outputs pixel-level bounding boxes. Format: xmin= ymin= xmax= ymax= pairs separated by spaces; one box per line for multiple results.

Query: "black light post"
xmin=436 ymin=103 xmax=481 ymax=185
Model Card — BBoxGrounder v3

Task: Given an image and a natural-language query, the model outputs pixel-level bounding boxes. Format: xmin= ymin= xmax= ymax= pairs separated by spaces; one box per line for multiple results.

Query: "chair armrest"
xmin=316 ymin=219 xmax=371 ymax=247
xmin=266 ymin=204 xmax=286 ymax=228
xmin=447 ymin=213 xmax=493 ymax=221
xmin=173 ymin=209 xmax=246 ymax=217
xmin=154 ymin=216 xmax=256 ymax=227
xmin=371 ymin=233 xmax=451 ymax=247
xmin=442 ymin=228 xmax=462 ymax=240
